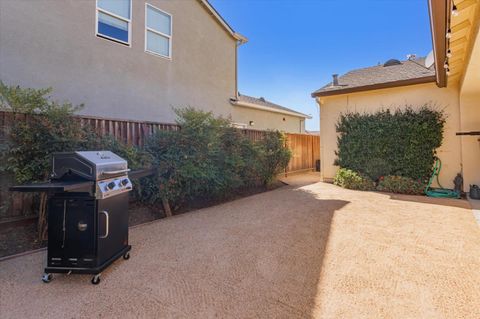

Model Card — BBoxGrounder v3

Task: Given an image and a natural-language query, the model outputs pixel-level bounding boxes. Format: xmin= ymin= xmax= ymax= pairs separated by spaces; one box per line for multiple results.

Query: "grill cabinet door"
xmin=97 ymin=193 xmax=129 ymax=264
xmin=48 ymin=196 xmax=96 ymax=267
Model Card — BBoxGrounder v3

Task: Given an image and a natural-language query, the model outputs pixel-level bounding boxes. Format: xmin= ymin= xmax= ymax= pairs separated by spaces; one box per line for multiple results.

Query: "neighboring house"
xmin=0 ymin=0 xmax=307 ymax=133
xmin=312 ymin=0 xmax=480 ymax=190
xmin=230 ymin=94 xmax=310 ymax=133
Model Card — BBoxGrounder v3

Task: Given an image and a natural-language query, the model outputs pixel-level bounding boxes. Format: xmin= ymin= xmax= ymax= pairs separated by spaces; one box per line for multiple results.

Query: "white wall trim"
xmin=231 ymin=122 xmax=248 ymax=129
xmin=230 ymin=100 xmax=311 ymax=119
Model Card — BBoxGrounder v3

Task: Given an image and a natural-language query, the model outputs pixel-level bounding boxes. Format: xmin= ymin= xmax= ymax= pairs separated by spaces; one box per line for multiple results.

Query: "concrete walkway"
xmin=1 ymin=181 xmax=479 ymax=318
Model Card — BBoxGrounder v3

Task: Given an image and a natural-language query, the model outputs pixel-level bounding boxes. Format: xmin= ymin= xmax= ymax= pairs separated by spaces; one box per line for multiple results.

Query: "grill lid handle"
xmin=101 ymin=169 xmax=131 ymax=176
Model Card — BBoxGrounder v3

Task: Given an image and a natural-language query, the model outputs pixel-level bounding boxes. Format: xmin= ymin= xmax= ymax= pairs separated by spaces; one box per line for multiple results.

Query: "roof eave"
xmin=311 ymin=75 xmax=437 ymax=97
xmin=231 ymin=100 xmax=311 ymax=119
xmin=197 ymin=0 xmax=248 ymax=44
xmin=428 ymin=0 xmax=450 ymax=88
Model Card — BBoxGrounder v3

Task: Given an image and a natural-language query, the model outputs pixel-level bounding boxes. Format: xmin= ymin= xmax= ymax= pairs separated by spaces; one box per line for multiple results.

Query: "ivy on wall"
xmin=335 ymin=105 xmax=446 ymax=182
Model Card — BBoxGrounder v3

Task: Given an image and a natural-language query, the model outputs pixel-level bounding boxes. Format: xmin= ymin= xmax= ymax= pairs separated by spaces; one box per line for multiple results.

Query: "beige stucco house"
xmin=230 ymin=94 xmax=310 ymax=133
xmin=0 ymin=0 xmax=308 ymax=133
xmin=312 ymin=0 xmax=480 ymax=190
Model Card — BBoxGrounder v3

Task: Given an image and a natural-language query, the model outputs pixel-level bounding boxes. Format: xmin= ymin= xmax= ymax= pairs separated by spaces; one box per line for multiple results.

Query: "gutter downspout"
xmin=235 ymin=42 xmax=238 ymax=99
xmin=316 ymin=97 xmax=325 ymax=181
xmin=235 ymin=36 xmax=248 ymax=99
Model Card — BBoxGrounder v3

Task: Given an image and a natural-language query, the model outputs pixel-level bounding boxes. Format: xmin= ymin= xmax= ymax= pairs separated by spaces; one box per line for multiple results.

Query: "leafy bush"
xmin=0 ymin=82 xmax=147 ymax=239
xmin=333 ymin=168 xmax=375 ymax=191
xmin=335 ymin=106 xmax=445 ymax=181
xmin=144 ymin=108 xmax=231 ymax=207
xmin=257 ymin=131 xmax=291 ymax=185
xmin=91 ymin=135 xmax=150 ymax=171
xmin=376 ymin=175 xmax=425 ymax=195
xmin=0 ymin=82 xmax=147 ymax=182
xmin=142 ymin=108 xmax=290 ymax=211
xmin=0 ymin=83 xmax=90 ymax=183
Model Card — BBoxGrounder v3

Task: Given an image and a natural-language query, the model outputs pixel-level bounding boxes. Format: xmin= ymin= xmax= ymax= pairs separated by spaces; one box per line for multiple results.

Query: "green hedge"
xmin=334 ymin=169 xmax=426 ymax=195
xmin=335 ymin=106 xmax=445 ymax=182
xmin=377 ymin=175 xmax=425 ymax=195
xmin=141 ymin=108 xmax=291 ymax=209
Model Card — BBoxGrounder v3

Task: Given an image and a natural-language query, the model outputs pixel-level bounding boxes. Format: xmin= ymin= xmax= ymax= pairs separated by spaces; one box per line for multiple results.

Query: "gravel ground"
xmin=0 ymin=183 xmax=282 ymax=258
xmin=1 ymin=178 xmax=479 ymax=318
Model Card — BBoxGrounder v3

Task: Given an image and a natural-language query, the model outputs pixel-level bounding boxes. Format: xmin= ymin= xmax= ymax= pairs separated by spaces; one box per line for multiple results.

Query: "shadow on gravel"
xmin=223 ymin=186 xmax=351 ymax=317
xmin=388 ymin=193 xmax=470 ymax=209
xmin=0 ymin=186 xmax=350 ymax=318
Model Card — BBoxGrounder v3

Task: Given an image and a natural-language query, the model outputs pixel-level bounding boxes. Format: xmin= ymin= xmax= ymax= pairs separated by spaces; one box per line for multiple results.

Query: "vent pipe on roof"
xmin=332 ymin=74 xmax=339 ymax=86
xmin=407 ymin=54 xmax=417 ymax=61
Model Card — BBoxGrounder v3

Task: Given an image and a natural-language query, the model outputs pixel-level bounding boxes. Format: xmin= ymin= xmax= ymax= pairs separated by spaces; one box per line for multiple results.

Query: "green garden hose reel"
xmin=424 ymin=158 xmax=460 ymax=199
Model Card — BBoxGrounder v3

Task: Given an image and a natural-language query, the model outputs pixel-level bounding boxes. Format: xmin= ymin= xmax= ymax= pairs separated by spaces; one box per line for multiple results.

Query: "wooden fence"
xmin=285 ymin=133 xmax=320 ymax=174
xmin=0 ymin=111 xmax=180 ymax=147
xmin=1 ymin=111 xmax=320 ymax=171
xmin=0 ymin=112 xmax=288 ymax=147
xmin=0 ymin=110 xmax=320 ymax=221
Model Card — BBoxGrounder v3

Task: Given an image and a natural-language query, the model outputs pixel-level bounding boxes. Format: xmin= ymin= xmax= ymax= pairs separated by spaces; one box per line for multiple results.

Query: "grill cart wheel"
xmin=42 ymin=273 xmax=53 ymax=283
xmin=91 ymin=274 xmax=101 ymax=285
xmin=123 ymin=252 xmax=130 ymax=260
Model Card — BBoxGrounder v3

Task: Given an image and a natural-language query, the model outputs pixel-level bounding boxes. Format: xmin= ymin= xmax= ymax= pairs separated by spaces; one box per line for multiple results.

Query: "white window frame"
xmin=145 ymin=3 xmax=172 ymax=59
xmin=95 ymin=0 xmax=132 ymax=46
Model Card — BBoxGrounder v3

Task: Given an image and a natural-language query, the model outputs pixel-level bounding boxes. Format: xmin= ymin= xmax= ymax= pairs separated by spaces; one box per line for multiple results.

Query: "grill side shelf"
xmin=9 ymin=181 xmax=94 ymax=193
xmin=129 ymin=168 xmax=156 ymax=179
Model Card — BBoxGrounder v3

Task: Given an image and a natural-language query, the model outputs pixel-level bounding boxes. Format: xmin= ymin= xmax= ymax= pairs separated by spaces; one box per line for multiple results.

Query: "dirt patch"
xmin=176 ymin=180 xmax=285 ymax=214
xmin=0 ymin=223 xmax=44 ymax=258
xmin=0 ymin=181 xmax=284 ymax=258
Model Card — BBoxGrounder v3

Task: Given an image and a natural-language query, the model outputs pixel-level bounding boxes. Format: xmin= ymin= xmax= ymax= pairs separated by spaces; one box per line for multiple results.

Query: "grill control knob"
xmin=107 ymin=181 xmax=116 ymax=190
xmin=121 ymin=179 xmax=129 ymax=186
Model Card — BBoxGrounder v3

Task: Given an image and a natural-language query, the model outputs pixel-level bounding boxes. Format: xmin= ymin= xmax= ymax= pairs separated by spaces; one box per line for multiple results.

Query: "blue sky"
xmin=209 ymin=0 xmax=433 ymax=131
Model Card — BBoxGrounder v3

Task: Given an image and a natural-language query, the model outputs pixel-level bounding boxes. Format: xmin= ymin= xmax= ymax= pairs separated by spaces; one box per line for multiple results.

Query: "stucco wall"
xmin=459 ymin=28 xmax=480 ymax=189
xmin=0 ymin=0 xmax=236 ymax=123
xmin=231 ymin=106 xmax=305 ymax=133
xmin=318 ymin=82 xmax=462 ymax=188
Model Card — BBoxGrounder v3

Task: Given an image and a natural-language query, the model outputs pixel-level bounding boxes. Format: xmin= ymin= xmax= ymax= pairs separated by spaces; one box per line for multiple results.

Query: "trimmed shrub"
xmin=257 ymin=131 xmax=291 ymax=186
xmin=142 ymin=108 xmax=291 ymax=211
xmin=335 ymin=106 xmax=445 ymax=181
xmin=333 ymin=168 xmax=375 ymax=191
xmin=377 ymin=175 xmax=425 ymax=195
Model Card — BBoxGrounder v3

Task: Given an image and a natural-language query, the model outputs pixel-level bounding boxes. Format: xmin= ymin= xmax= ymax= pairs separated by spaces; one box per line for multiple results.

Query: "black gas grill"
xmin=11 ymin=151 xmax=132 ymax=285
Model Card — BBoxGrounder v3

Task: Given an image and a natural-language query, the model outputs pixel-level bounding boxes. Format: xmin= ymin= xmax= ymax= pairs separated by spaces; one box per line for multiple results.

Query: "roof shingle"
xmin=312 ymin=57 xmax=436 ymax=97
xmin=233 ymin=94 xmax=309 ymax=118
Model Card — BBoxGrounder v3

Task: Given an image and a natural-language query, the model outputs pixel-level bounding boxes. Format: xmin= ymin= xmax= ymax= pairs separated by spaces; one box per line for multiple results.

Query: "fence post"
xmin=284 ymin=134 xmax=288 ymax=177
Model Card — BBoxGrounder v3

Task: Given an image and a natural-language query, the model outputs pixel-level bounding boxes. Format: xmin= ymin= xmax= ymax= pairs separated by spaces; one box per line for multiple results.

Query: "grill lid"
xmin=52 ymin=151 xmax=128 ymax=181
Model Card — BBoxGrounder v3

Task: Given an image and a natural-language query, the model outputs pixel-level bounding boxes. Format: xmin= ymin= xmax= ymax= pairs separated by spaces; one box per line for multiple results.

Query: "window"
xmin=96 ymin=0 xmax=131 ymax=45
xmin=145 ymin=4 xmax=172 ymax=58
